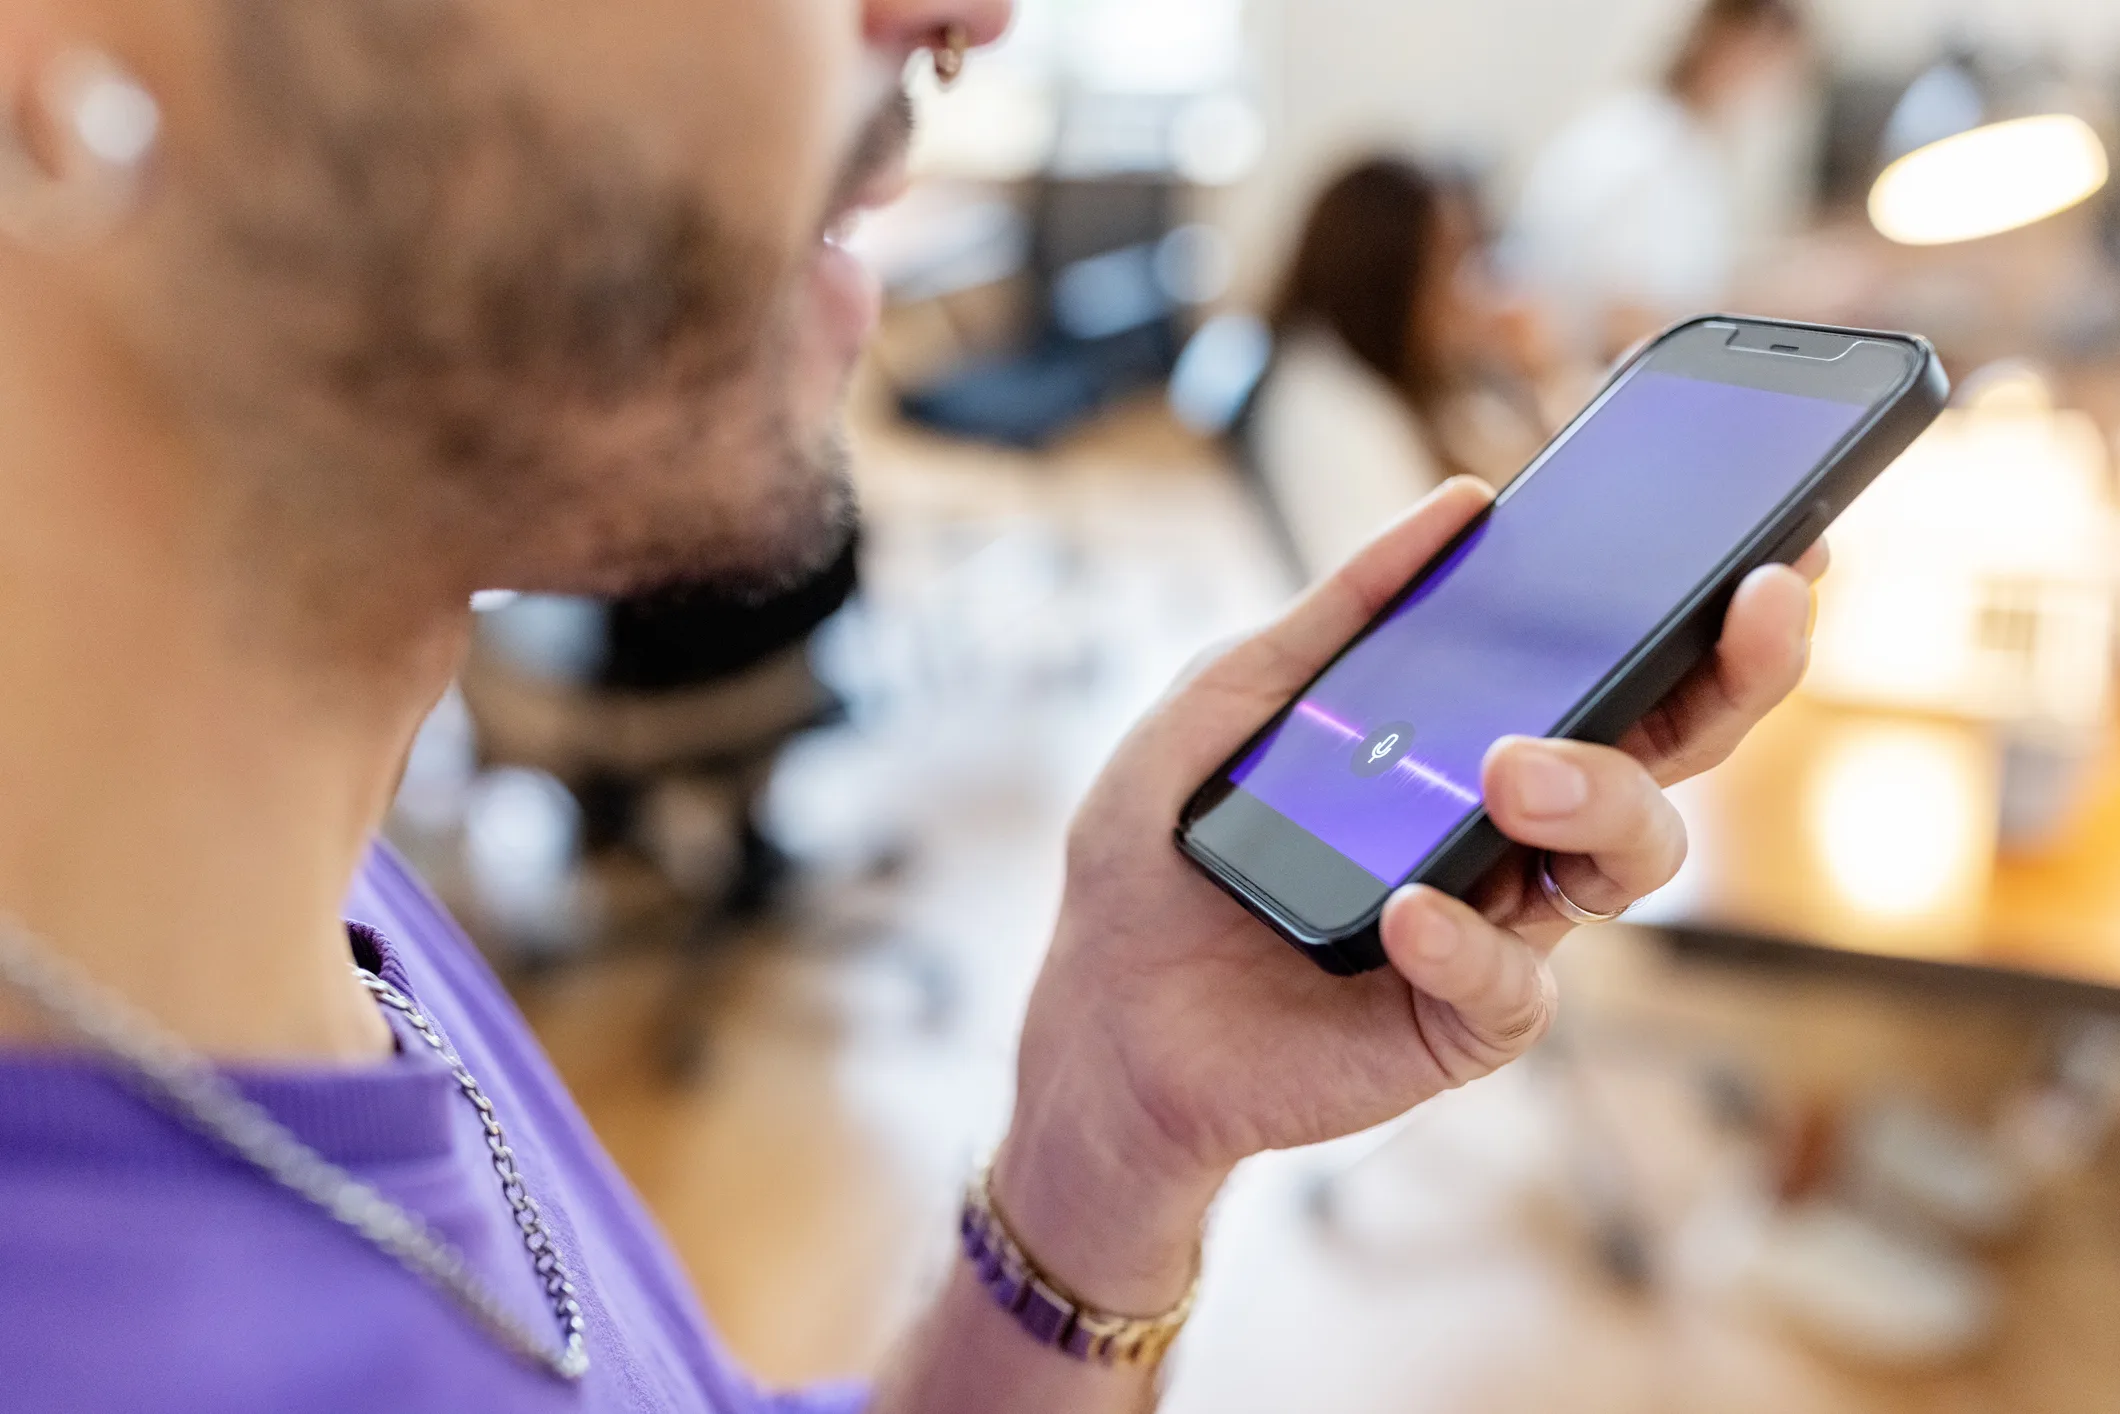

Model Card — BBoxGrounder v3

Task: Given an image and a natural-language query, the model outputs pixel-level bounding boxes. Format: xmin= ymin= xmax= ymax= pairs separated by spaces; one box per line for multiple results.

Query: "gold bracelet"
xmin=959 ymin=1163 xmax=1199 ymax=1368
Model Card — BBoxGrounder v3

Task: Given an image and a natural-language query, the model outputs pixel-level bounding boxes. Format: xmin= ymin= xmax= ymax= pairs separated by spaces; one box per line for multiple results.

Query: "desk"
xmin=1650 ymin=691 xmax=2120 ymax=1002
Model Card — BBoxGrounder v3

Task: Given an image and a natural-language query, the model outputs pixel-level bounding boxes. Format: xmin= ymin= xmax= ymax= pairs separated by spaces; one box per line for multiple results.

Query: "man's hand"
xmin=994 ymin=476 xmax=1823 ymax=1314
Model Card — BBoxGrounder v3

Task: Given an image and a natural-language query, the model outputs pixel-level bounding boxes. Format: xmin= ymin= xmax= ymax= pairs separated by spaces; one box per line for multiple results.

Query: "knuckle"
xmin=1665 ymin=736 xmax=1732 ymax=784
xmin=1603 ymin=756 xmax=1666 ymax=830
xmin=1492 ymin=967 xmax=1559 ymax=1048
xmin=1639 ymin=706 xmax=1687 ymax=768
xmin=1170 ymin=633 xmax=1249 ymax=696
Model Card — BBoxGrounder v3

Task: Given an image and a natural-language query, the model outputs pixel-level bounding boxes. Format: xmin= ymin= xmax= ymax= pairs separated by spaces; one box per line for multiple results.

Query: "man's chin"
xmin=663 ymin=495 xmax=859 ymax=607
xmin=571 ymin=425 xmax=859 ymax=607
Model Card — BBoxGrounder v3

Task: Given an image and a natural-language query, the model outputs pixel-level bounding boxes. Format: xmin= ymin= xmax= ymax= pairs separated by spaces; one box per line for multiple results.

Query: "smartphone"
xmin=1177 ymin=316 xmax=1948 ymax=975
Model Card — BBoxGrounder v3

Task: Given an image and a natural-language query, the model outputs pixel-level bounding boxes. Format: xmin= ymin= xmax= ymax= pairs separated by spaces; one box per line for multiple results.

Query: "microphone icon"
xmin=1352 ymin=720 xmax=1416 ymax=777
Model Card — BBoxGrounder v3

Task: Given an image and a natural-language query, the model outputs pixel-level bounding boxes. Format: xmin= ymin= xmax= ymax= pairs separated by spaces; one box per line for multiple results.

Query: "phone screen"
xmin=1218 ymin=361 xmax=1881 ymax=895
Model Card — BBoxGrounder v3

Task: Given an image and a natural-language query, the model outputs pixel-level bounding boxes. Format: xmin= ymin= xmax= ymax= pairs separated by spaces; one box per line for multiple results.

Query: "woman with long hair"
xmin=1249 ymin=156 xmax=1556 ymax=578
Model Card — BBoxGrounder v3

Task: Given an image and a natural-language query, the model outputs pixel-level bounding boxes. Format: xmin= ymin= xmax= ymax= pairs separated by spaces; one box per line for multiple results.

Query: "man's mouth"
xmin=820 ymin=88 xmax=915 ymax=238
xmin=805 ymin=89 xmax=916 ymax=361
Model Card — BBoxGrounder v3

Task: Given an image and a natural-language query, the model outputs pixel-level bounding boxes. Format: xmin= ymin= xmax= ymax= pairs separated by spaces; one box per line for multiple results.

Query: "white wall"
xmin=1221 ymin=0 xmax=2120 ymax=299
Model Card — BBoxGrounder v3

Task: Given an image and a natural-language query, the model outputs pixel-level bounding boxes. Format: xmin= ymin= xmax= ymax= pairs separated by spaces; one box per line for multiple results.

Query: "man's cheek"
xmin=690 ymin=7 xmax=853 ymax=258
xmin=474 ymin=0 xmax=831 ymax=261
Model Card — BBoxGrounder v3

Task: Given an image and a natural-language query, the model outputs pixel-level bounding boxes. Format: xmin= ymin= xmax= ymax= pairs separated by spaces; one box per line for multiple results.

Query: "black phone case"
xmin=1176 ymin=316 xmax=1950 ymax=975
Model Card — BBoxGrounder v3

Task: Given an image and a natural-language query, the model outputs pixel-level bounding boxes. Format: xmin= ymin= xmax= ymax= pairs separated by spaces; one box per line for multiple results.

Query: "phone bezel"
xmin=1175 ymin=315 xmax=1948 ymax=975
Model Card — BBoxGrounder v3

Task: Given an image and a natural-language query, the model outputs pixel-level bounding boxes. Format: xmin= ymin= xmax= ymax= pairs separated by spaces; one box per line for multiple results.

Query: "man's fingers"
xmin=1791 ymin=536 xmax=1830 ymax=584
xmin=1622 ymin=562 xmax=1813 ymax=786
xmin=1482 ymin=736 xmax=1687 ymax=920
xmin=1245 ymin=478 xmax=1493 ymax=693
xmin=1381 ymin=885 xmax=1558 ymax=1068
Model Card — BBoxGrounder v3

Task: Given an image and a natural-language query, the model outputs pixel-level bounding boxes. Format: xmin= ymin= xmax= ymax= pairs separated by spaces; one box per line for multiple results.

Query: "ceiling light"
xmin=1869 ymin=113 xmax=2108 ymax=246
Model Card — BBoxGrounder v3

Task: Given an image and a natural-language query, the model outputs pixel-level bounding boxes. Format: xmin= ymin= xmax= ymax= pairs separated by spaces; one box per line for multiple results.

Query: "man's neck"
xmin=0 ymin=272 xmax=470 ymax=1065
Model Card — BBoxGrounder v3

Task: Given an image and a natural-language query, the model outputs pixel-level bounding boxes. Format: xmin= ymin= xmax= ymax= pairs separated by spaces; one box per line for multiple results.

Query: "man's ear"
xmin=0 ymin=28 xmax=161 ymax=252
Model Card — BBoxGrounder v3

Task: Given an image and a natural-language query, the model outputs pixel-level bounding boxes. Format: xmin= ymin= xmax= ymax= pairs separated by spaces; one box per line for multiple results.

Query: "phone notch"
xmin=1718 ymin=322 xmax=1858 ymax=361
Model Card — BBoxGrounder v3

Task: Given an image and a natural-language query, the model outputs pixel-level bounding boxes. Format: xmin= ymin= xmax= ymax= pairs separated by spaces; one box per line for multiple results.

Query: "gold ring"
xmin=932 ymin=22 xmax=969 ymax=87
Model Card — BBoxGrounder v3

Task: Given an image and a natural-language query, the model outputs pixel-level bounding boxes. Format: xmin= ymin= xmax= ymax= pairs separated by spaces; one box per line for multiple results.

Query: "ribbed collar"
xmin=0 ymin=923 xmax=458 ymax=1169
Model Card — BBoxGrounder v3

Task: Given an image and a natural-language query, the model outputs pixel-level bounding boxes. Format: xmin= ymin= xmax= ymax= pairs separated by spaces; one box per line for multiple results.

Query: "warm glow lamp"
xmin=1867 ymin=57 xmax=2110 ymax=247
xmin=1870 ymin=114 xmax=2108 ymax=246
xmin=1804 ymin=363 xmax=2118 ymax=728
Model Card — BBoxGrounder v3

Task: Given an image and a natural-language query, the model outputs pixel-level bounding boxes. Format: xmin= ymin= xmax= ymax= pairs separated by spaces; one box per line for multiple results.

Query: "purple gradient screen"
xmin=1228 ymin=369 xmax=1867 ymax=884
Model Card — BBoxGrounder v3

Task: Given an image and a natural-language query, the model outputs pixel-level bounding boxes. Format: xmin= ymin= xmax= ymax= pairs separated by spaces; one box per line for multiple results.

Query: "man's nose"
xmin=863 ymin=0 xmax=1015 ymax=61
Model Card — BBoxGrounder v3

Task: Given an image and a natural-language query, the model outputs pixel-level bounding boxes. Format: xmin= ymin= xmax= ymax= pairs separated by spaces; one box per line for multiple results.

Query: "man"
xmin=0 ymin=3 xmax=1821 ymax=1410
xmin=1506 ymin=0 xmax=1809 ymax=360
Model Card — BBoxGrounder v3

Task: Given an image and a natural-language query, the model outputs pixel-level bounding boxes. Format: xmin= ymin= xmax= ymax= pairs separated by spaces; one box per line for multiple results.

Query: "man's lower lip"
xmin=811 ymin=238 xmax=883 ymax=356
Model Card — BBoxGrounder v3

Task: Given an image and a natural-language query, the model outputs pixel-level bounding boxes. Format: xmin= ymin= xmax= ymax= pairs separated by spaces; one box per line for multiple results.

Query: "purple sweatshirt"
xmin=0 ymin=844 xmax=867 ymax=1413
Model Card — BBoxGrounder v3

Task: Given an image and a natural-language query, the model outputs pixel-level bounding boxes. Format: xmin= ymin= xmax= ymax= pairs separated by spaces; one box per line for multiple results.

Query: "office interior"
xmin=390 ymin=1 xmax=2120 ymax=1408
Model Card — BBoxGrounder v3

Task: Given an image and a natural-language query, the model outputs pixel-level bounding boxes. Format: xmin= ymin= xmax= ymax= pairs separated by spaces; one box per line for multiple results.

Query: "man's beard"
xmin=176 ymin=0 xmax=869 ymax=601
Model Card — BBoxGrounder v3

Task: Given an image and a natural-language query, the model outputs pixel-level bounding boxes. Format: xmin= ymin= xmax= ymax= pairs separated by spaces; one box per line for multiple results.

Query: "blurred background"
xmin=389 ymin=1 xmax=2120 ymax=1408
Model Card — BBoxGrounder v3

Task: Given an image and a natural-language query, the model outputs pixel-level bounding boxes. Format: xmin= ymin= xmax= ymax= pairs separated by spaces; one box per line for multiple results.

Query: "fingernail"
xmin=1511 ymin=749 xmax=1588 ymax=819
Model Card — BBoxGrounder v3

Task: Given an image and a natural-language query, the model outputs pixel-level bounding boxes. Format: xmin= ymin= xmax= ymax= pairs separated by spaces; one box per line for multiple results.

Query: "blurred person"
xmin=1251 ymin=156 xmax=1564 ymax=577
xmin=1505 ymin=0 xmax=1810 ymax=359
xmin=0 ymin=4 xmax=1823 ymax=1412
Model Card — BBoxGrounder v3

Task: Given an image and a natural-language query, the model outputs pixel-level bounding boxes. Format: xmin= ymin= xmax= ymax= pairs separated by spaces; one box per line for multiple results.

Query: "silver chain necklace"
xmin=0 ymin=915 xmax=589 ymax=1381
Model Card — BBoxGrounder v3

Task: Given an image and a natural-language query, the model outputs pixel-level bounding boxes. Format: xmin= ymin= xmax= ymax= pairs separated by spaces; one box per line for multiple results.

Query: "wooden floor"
xmin=513 ymin=398 xmax=2120 ymax=1412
